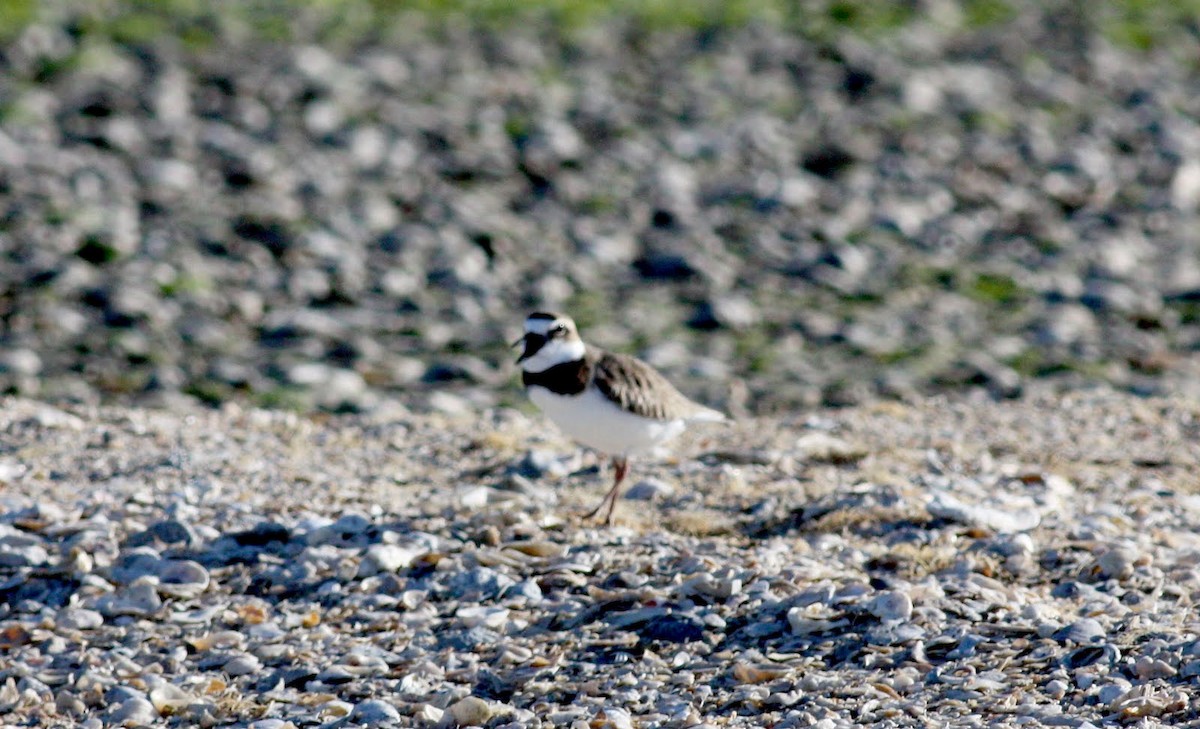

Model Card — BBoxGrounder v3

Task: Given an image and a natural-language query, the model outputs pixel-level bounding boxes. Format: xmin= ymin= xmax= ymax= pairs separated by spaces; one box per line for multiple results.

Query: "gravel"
xmin=1 ymin=6 xmax=1200 ymax=414
xmin=2 ymin=388 xmax=1200 ymax=726
xmin=4 ymin=6 xmax=1200 ymax=725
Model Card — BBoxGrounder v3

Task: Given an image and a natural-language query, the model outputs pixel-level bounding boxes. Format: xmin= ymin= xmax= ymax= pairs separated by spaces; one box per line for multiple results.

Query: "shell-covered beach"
xmin=3 ymin=388 xmax=1200 ymax=726
xmin=3 ymin=1 xmax=1200 ymax=726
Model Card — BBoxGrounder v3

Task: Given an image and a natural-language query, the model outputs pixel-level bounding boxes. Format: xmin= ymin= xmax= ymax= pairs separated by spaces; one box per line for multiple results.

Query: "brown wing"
xmin=591 ymin=349 xmax=711 ymax=421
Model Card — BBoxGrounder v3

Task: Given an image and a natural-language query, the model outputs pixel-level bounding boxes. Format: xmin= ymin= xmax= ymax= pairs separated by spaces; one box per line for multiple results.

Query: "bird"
xmin=514 ymin=311 xmax=725 ymax=524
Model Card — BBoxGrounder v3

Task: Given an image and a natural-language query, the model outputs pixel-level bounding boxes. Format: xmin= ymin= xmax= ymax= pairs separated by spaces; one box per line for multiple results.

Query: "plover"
xmin=514 ymin=312 xmax=725 ymax=524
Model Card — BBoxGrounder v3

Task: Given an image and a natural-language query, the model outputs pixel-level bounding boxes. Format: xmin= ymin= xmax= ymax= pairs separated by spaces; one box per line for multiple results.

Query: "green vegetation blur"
xmin=1 ymin=0 xmax=1197 ymax=50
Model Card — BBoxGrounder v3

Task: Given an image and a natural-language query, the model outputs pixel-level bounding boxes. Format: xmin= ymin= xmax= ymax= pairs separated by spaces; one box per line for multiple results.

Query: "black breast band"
xmin=522 ymin=358 xmax=590 ymax=395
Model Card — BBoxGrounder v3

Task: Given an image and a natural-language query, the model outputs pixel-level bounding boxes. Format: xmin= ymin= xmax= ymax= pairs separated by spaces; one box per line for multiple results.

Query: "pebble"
xmin=505 ymin=579 xmax=543 ymax=603
xmin=149 ymin=684 xmax=194 ymax=714
xmin=55 ymin=690 xmax=86 ymax=716
xmin=96 ymin=581 xmax=162 ymax=617
xmin=0 ymin=461 xmax=26 ymax=484
xmin=460 ymin=486 xmax=492 ymax=509
xmin=926 ymin=491 xmax=1040 ymax=532
xmin=596 ymin=706 xmax=635 ymax=729
xmin=350 ymin=698 xmax=401 ymax=725
xmin=1097 ymin=680 xmax=1132 ymax=707
xmin=678 ymin=572 xmax=741 ymax=600
xmin=155 ymin=559 xmax=210 ymax=598
xmin=415 ymin=704 xmax=444 ymax=723
xmin=223 ymin=653 xmax=263 ymax=676
xmin=359 ymin=543 xmax=423 ymax=575
xmin=519 ymin=449 xmax=575 ymax=478
xmin=0 ymin=532 xmax=49 ymax=567
xmin=448 ymin=696 xmax=493 ymax=726
xmin=1134 ymin=656 xmax=1176 ymax=680
xmin=306 ymin=513 xmax=372 ymax=546
xmin=639 ymin=613 xmax=706 ymax=643
xmin=56 ymin=607 xmax=103 ymax=630
xmin=1171 ymin=159 xmax=1200 ymax=210
xmin=1054 ymin=618 xmax=1105 ymax=645
xmin=1094 ymin=544 xmax=1140 ymax=580
xmin=624 ymin=479 xmax=674 ymax=501
xmin=867 ymin=590 xmax=913 ymax=622
xmin=1045 ymin=679 xmax=1068 ymax=700
xmin=146 ymin=519 xmax=198 ymax=546
xmin=793 ymin=433 xmax=867 ymax=464
xmin=448 ymin=567 xmax=517 ymax=601
xmin=108 ymin=697 xmax=158 ymax=726
xmin=457 ymin=606 xmax=510 ymax=630
xmin=733 ymin=664 xmax=788 ymax=685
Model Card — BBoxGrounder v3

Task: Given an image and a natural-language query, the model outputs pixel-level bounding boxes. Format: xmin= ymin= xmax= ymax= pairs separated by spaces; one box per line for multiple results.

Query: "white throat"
xmin=521 ymin=338 xmax=586 ymax=373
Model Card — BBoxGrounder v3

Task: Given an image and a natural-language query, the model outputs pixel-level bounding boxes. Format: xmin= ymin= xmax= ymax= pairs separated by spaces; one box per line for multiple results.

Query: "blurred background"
xmin=1 ymin=0 xmax=1198 ymax=416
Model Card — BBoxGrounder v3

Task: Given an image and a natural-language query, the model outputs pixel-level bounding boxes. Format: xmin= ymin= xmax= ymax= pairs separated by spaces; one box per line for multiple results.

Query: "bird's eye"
xmin=551 ymin=323 xmax=566 ymax=335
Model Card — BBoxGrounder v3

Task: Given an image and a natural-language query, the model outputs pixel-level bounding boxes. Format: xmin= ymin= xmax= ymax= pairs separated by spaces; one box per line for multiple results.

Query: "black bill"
xmin=514 ymin=333 xmax=546 ymax=364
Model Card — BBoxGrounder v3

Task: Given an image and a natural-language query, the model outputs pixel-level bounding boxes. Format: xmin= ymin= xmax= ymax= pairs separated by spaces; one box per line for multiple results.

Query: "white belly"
xmin=528 ymin=385 xmax=687 ymax=457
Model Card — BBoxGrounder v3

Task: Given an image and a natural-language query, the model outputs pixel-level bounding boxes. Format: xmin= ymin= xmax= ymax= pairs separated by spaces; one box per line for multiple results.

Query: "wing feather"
xmin=591 ymin=350 xmax=724 ymax=422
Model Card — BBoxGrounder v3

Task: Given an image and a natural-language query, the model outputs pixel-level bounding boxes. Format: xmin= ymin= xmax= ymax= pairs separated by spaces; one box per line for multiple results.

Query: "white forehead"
xmin=524 ymin=316 xmax=569 ymax=335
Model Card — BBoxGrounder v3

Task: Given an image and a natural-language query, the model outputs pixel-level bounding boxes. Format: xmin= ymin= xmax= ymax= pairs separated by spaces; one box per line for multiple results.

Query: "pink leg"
xmin=583 ymin=456 xmax=628 ymax=524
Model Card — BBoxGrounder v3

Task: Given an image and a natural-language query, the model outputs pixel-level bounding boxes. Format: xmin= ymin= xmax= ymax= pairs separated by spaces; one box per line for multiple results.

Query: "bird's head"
xmin=514 ymin=312 xmax=585 ymax=372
